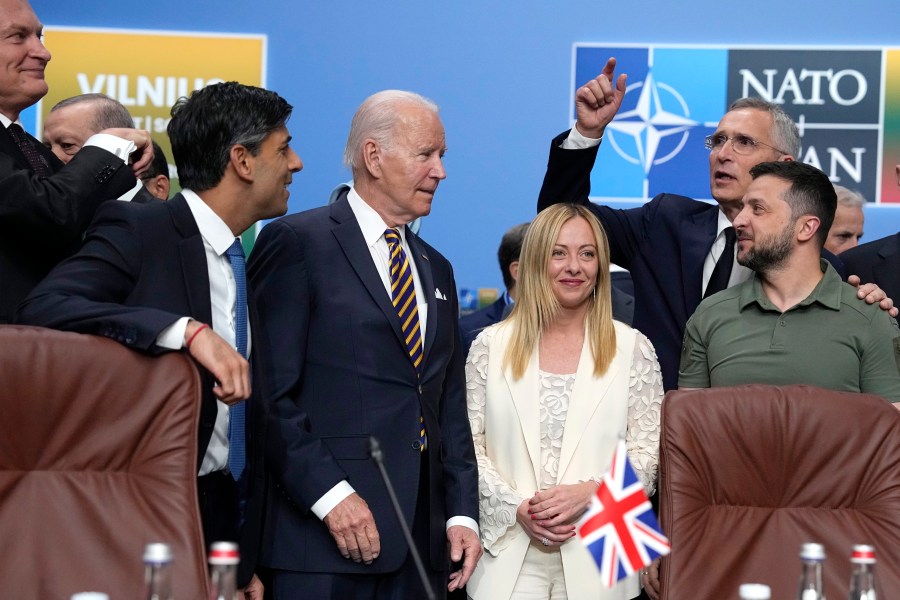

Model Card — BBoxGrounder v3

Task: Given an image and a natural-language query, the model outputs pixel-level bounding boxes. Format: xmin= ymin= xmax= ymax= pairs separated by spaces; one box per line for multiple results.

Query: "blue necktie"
xmin=225 ymin=239 xmax=247 ymax=481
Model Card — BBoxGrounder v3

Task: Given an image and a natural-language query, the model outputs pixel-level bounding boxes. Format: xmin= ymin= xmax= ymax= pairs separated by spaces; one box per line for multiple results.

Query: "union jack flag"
xmin=577 ymin=438 xmax=671 ymax=587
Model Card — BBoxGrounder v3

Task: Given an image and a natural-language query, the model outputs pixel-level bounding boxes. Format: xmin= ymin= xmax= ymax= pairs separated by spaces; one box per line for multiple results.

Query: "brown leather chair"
xmin=0 ymin=326 xmax=208 ymax=599
xmin=659 ymin=384 xmax=900 ymax=599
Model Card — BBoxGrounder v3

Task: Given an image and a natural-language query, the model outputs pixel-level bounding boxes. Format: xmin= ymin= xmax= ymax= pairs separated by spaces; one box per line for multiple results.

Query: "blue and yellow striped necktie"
xmin=384 ymin=228 xmax=426 ymax=451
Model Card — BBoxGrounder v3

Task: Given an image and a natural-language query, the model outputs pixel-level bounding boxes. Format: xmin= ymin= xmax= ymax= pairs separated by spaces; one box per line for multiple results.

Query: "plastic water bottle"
xmin=798 ymin=542 xmax=826 ymax=600
xmin=848 ymin=545 xmax=877 ymax=600
xmin=142 ymin=542 xmax=174 ymax=600
xmin=208 ymin=541 xmax=240 ymax=600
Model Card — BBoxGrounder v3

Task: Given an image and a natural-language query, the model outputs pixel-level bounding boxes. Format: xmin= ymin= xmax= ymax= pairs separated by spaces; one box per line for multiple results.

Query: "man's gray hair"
xmin=728 ymin=97 xmax=801 ymax=158
xmin=50 ymin=93 xmax=134 ymax=131
xmin=343 ymin=90 xmax=439 ymax=173
xmin=833 ymin=184 xmax=866 ymax=209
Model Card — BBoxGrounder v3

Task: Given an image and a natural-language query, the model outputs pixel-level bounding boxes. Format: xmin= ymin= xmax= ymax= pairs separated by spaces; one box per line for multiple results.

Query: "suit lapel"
xmin=503 ymin=338 xmax=542 ymax=486
xmin=329 ymin=198 xmax=408 ymax=353
xmin=168 ymin=194 xmax=213 ymax=324
xmin=680 ymin=206 xmax=719 ymax=317
xmin=556 ymin=331 xmax=623 ymax=480
xmin=407 ymin=232 xmax=437 ymax=366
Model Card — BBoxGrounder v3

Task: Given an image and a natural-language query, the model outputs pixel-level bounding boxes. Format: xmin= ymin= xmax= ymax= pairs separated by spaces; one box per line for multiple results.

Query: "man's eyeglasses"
xmin=704 ymin=133 xmax=788 ymax=156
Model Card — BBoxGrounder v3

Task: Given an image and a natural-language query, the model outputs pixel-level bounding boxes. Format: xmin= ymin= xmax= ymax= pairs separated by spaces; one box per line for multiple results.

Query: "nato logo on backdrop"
xmin=573 ymin=44 xmax=894 ymax=204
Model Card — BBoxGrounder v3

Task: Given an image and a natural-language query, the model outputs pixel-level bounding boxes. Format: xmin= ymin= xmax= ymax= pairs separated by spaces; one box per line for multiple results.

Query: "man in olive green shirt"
xmin=679 ymin=161 xmax=900 ymax=403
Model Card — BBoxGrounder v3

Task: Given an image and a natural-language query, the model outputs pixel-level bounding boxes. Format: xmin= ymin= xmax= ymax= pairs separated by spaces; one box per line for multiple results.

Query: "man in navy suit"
xmin=841 ymin=163 xmax=900 ymax=301
xmin=249 ymin=90 xmax=481 ymax=599
xmin=538 ymin=58 xmax=893 ymax=394
xmin=0 ymin=0 xmax=153 ymax=323
xmin=19 ymin=82 xmax=303 ymax=599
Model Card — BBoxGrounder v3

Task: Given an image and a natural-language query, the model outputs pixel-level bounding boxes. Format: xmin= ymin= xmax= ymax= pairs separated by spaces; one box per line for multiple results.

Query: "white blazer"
xmin=467 ymin=319 xmax=643 ymax=600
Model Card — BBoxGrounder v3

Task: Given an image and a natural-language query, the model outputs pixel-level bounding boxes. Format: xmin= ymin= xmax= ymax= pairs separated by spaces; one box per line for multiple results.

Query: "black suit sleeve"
xmin=0 ymin=145 xmax=136 ymax=251
xmin=16 ymin=201 xmax=187 ymax=351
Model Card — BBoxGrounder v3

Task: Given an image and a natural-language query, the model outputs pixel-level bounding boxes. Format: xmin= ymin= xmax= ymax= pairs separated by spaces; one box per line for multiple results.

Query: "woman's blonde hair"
xmin=503 ymin=204 xmax=616 ymax=379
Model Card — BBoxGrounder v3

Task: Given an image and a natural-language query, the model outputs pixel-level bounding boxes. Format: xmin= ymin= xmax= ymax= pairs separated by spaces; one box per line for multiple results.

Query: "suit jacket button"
xmin=411 ymin=440 xmax=422 ymax=451
xmin=418 ymin=384 xmax=423 ymax=394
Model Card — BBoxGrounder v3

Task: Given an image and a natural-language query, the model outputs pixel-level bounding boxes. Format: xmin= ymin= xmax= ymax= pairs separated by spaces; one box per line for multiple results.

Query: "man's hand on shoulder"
xmin=99 ymin=127 xmax=154 ymax=178
xmin=447 ymin=524 xmax=483 ymax=592
xmin=848 ymin=275 xmax=899 ymax=318
xmin=184 ymin=320 xmax=250 ymax=405
xmin=574 ymin=57 xmax=627 ymax=139
xmin=324 ymin=492 xmax=381 ymax=565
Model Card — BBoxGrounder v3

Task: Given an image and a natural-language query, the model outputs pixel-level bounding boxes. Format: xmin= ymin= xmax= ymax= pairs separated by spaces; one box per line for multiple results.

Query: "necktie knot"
xmin=226 ymin=238 xmax=246 ymax=260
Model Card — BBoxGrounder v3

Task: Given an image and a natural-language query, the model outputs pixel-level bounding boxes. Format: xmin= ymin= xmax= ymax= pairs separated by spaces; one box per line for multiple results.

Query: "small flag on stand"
xmin=577 ymin=438 xmax=671 ymax=588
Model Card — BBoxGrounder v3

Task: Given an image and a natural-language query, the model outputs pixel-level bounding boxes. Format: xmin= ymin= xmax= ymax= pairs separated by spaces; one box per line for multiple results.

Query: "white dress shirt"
xmin=156 ymin=189 xmax=250 ymax=476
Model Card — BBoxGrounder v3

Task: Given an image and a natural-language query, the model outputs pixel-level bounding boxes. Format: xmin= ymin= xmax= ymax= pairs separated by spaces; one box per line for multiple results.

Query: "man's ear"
xmin=796 ymin=215 xmax=821 ymax=243
xmin=361 ymin=139 xmax=382 ymax=178
xmin=148 ymin=175 xmax=170 ymax=200
xmin=780 ymin=155 xmax=795 ymax=163
xmin=508 ymin=260 xmax=520 ymax=284
xmin=229 ymin=144 xmax=253 ymax=182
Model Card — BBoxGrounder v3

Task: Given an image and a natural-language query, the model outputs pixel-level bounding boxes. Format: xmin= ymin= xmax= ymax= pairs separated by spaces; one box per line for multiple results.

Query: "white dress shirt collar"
xmin=347 ymin=186 xmax=408 ymax=246
xmin=182 ymin=188 xmax=238 ymax=255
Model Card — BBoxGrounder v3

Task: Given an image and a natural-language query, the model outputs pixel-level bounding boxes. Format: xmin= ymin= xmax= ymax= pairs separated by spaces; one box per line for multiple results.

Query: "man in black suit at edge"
xmin=0 ymin=0 xmax=153 ymax=323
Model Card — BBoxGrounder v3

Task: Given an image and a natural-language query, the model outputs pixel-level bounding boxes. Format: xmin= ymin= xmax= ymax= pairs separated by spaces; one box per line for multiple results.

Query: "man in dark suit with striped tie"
xmin=0 ymin=0 xmax=154 ymax=323
xmin=249 ymin=90 xmax=481 ymax=599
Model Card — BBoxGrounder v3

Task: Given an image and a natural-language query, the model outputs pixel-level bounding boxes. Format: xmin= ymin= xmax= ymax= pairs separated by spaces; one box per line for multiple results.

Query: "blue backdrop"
xmin=33 ymin=0 xmax=900 ymax=293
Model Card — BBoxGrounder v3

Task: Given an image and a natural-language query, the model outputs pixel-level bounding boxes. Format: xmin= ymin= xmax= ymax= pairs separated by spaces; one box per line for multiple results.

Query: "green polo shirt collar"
xmin=739 ymin=259 xmax=842 ymax=313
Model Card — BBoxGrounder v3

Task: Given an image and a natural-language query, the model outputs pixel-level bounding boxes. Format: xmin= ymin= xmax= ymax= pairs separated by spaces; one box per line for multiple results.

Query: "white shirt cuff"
xmin=446 ymin=516 xmax=479 ymax=535
xmin=562 ymin=127 xmax=603 ymax=150
xmin=156 ymin=316 xmax=191 ymax=350
xmin=84 ymin=132 xmax=136 ymax=163
xmin=312 ymin=480 xmax=356 ymax=520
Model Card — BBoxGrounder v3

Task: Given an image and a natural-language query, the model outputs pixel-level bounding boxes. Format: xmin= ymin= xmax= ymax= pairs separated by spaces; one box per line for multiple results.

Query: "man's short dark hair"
xmin=167 ymin=82 xmax=292 ymax=192
xmin=144 ymin=140 xmax=169 ymax=180
xmin=749 ymin=161 xmax=837 ymax=247
xmin=51 ymin=93 xmax=134 ymax=130
xmin=498 ymin=222 xmax=529 ymax=290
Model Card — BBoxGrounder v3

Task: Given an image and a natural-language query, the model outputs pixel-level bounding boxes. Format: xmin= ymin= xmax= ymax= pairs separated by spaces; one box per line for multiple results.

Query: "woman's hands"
xmin=515 ymin=481 xmax=598 ymax=545
xmin=527 ymin=481 xmax=597 ymax=527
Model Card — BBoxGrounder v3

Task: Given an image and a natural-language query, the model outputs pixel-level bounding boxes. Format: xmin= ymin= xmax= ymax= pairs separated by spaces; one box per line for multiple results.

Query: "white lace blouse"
xmin=465 ymin=327 xmax=664 ymax=555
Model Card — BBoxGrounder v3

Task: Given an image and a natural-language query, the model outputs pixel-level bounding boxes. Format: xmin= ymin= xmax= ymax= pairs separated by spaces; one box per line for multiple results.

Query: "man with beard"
xmin=678 ymin=161 xmax=900 ymax=403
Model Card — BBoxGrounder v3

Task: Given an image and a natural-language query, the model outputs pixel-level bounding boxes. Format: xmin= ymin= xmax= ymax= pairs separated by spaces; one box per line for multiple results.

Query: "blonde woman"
xmin=465 ymin=204 xmax=663 ymax=600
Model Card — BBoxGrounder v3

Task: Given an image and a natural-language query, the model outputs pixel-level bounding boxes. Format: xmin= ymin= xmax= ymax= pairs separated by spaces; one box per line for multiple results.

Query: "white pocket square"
xmin=434 ymin=288 xmax=447 ymax=300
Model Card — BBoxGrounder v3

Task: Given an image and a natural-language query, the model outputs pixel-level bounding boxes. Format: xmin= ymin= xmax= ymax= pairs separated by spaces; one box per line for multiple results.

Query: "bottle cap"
xmin=850 ymin=544 xmax=876 ymax=564
xmin=208 ymin=541 xmax=240 ymax=565
xmin=143 ymin=542 xmax=173 ymax=563
xmin=71 ymin=594 xmax=110 ymax=600
xmin=739 ymin=583 xmax=771 ymax=599
xmin=800 ymin=542 xmax=825 ymax=560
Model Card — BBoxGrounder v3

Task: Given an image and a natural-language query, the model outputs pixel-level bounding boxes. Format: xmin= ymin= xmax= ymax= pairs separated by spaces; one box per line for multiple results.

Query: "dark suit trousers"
xmin=271 ymin=454 xmax=447 ymax=600
xmin=197 ymin=470 xmax=240 ymax=550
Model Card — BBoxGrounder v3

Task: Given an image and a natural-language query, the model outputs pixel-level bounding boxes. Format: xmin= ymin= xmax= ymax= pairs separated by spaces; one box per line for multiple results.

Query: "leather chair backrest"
xmin=0 ymin=326 xmax=207 ymax=599
xmin=659 ymin=384 xmax=900 ymax=599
